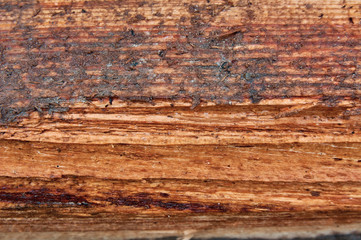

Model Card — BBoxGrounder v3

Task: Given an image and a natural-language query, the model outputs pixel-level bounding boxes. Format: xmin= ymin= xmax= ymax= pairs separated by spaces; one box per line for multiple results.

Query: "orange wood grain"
xmin=1 ymin=0 xmax=361 ymax=239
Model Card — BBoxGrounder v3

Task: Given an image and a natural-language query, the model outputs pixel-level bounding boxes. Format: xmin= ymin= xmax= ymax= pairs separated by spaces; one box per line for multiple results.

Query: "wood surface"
xmin=1 ymin=0 xmax=361 ymax=239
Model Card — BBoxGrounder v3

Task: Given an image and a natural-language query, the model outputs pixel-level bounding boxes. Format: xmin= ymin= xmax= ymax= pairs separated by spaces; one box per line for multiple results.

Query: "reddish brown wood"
xmin=0 ymin=0 xmax=361 ymax=239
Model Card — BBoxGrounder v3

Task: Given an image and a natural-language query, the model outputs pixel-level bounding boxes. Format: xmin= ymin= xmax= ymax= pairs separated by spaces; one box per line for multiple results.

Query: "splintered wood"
xmin=0 ymin=0 xmax=361 ymax=239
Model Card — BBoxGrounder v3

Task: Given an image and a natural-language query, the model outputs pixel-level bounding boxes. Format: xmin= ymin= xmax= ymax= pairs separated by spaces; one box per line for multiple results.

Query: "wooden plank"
xmin=0 ymin=0 xmax=361 ymax=238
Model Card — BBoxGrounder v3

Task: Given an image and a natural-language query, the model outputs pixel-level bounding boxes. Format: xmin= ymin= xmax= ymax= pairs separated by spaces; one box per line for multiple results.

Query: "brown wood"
xmin=1 ymin=0 xmax=361 ymax=239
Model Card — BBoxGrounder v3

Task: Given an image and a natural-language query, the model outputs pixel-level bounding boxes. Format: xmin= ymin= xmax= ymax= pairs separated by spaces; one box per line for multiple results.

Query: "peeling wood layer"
xmin=1 ymin=100 xmax=361 ymax=145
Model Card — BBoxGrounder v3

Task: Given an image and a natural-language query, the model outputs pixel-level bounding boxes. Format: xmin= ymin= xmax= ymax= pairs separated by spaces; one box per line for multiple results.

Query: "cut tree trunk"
xmin=0 ymin=0 xmax=361 ymax=239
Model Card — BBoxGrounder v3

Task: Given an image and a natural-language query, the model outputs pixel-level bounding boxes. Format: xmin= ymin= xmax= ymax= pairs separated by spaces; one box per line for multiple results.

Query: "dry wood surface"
xmin=1 ymin=0 xmax=361 ymax=239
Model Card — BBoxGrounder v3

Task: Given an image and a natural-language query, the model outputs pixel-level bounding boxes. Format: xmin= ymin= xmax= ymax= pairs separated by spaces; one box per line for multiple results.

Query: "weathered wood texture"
xmin=1 ymin=0 xmax=361 ymax=239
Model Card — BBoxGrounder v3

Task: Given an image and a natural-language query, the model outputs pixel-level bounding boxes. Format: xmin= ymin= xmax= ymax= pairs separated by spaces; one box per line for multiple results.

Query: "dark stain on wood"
xmin=310 ymin=191 xmax=321 ymax=197
xmin=0 ymin=188 xmax=90 ymax=206
xmin=106 ymin=194 xmax=228 ymax=212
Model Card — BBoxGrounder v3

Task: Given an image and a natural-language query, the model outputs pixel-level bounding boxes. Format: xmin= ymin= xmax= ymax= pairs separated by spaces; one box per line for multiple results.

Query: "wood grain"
xmin=1 ymin=0 xmax=361 ymax=239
